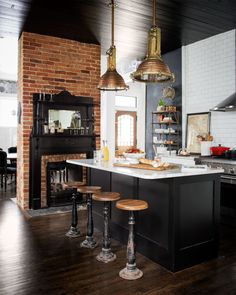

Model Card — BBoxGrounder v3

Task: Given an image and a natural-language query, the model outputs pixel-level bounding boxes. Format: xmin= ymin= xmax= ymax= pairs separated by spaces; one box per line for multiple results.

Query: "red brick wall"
xmin=17 ymin=32 xmax=101 ymax=209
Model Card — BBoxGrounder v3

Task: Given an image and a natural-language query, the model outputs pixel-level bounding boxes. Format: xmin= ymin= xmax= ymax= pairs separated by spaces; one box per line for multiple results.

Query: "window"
xmin=115 ymin=111 xmax=137 ymax=155
xmin=0 ymin=97 xmax=17 ymax=127
xmin=115 ymin=96 xmax=137 ymax=108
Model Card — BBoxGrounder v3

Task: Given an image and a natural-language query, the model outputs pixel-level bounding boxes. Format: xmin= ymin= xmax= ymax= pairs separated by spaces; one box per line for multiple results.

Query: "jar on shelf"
xmin=157 ymin=114 xmax=164 ymax=122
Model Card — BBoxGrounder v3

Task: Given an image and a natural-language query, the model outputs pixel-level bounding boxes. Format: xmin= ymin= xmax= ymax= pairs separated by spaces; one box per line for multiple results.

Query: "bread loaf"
xmin=139 ymin=158 xmax=154 ymax=165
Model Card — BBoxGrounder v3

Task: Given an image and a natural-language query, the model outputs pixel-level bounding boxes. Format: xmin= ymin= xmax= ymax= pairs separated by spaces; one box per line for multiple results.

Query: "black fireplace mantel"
xmin=29 ymin=90 xmax=98 ymax=209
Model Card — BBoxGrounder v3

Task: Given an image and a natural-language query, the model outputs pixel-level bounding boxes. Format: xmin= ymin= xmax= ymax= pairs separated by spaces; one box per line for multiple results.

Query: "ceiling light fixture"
xmin=98 ymin=0 xmax=128 ymax=91
xmin=131 ymin=0 xmax=174 ymax=83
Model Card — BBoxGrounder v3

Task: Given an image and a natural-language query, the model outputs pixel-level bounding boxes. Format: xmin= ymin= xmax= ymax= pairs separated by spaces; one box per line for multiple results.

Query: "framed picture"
xmin=186 ymin=112 xmax=211 ymax=154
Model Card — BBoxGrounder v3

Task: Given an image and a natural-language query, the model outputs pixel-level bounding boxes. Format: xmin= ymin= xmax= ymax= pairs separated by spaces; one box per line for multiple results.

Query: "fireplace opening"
xmin=46 ymin=161 xmax=84 ymax=207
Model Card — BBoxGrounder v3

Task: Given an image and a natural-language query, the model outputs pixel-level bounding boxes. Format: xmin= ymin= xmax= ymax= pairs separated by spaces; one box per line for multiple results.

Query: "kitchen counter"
xmin=67 ymin=159 xmax=223 ymax=179
xmin=199 ymin=156 xmax=236 ymax=165
xmin=68 ymin=158 xmax=222 ymax=272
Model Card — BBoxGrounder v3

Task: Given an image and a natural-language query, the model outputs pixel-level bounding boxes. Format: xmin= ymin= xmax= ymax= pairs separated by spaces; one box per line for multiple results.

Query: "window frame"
xmin=115 ymin=110 xmax=137 ymax=154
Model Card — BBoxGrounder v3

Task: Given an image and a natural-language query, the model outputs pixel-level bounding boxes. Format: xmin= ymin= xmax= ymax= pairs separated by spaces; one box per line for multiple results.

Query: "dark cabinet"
xmin=30 ymin=91 xmax=98 ymax=209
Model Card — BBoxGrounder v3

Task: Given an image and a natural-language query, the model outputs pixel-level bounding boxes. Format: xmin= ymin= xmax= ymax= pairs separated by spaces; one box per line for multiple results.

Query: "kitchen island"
xmin=67 ymin=159 xmax=223 ymax=272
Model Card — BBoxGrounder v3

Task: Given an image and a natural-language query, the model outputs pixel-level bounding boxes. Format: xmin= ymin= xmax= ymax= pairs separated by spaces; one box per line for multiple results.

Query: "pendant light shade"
xmin=131 ymin=0 xmax=174 ymax=83
xmin=98 ymin=1 xmax=128 ymax=91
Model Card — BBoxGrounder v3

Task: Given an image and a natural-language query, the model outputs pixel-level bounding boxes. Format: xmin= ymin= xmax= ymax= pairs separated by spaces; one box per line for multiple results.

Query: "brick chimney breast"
xmin=17 ymin=32 xmax=101 ymax=209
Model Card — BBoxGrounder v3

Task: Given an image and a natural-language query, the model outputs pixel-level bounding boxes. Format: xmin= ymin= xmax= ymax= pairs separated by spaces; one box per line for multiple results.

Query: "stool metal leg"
xmin=80 ymin=193 xmax=97 ymax=249
xmin=96 ymin=201 xmax=116 ymax=263
xmin=119 ymin=211 xmax=143 ymax=280
xmin=66 ymin=192 xmax=80 ymax=238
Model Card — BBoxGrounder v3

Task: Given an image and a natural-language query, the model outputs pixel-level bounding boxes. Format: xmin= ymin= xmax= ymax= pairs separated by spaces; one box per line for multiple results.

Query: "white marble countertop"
xmin=160 ymin=155 xmax=197 ymax=166
xmin=66 ymin=159 xmax=223 ymax=180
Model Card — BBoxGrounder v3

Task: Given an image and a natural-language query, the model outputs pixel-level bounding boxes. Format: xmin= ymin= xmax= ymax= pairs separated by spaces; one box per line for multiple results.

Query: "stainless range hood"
xmin=211 ymin=92 xmax=236 ymax=112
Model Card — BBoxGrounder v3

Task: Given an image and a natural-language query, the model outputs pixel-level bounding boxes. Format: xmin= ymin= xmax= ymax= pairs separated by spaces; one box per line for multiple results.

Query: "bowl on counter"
xmin=123 ymin=152 xmax=146 ymax=164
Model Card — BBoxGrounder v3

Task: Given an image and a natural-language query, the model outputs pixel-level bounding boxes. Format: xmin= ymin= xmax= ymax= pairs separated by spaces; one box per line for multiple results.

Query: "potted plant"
xmin=157 ymin=98 xmax=165 ymax=111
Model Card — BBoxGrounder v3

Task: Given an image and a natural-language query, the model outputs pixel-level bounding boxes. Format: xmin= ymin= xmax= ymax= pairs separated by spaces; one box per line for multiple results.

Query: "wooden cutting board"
xmin=113 ymin=162 xmax=176 ymax=171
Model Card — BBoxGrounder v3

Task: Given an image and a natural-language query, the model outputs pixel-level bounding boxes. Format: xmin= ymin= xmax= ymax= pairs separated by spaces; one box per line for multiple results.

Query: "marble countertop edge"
xmin=66 ymin=159 xmax=223 ymax=180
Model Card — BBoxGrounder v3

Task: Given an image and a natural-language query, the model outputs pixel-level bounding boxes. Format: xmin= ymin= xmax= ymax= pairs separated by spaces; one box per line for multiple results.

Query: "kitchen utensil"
xmin=200 ymin=141 xmax=212 ymax=156
xmin=153 ymin=145 xmax=158 ymax=158
xmin=206 ymin=133 xmax=213 ymax=141
xmin=210 ymin=144 xmax=230 ymax=156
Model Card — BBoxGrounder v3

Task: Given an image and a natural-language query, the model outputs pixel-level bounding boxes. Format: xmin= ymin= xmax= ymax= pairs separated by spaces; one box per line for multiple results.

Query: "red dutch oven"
xmin=210 ymin=144 xmax=230 ymax=156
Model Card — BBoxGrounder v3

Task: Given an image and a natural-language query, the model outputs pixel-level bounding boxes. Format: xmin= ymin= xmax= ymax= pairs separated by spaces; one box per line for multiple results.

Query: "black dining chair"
xmin=0 ymin=151 xmax=16 ymax=190
xmin=8 ymin=147 xmax=17 ymax=153
xmin=7 ymin=146 xmax=17 ymax=169
xmin=0 ymin=151 xmax=7 ymax=190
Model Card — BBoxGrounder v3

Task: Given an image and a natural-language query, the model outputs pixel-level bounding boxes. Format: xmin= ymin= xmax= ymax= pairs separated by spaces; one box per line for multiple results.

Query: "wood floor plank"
xmin=0 ymin=192 xmax=236 ymax=295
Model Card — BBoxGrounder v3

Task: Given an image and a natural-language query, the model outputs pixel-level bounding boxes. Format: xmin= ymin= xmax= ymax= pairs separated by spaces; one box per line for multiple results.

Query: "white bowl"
xmin=126 ymin=157 xmax=139 ymax=164
xmin=123 ymin=152 xmax=146 ymax=159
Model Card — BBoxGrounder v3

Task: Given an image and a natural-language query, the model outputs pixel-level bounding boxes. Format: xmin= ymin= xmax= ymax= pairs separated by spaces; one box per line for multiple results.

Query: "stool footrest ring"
xmin=65 ymin=226 xmax=80 ymax=238
xmin=119 ymin=266 xmax=143 ymax=280
xmin=96 ymin=248 xmax=116 ymax=263
xmin=80 ymin=236 xmax=97 ymax=249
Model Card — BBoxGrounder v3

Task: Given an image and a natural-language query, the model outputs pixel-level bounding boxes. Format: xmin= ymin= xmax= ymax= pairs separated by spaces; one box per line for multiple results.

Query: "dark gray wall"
xmin=145 ymin=48 xmax=182 ymax=159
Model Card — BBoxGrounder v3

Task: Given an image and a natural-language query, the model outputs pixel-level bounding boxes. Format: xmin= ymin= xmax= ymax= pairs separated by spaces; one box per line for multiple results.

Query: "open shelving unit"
xmin=152 ymin=110 xmax=181 ymax=158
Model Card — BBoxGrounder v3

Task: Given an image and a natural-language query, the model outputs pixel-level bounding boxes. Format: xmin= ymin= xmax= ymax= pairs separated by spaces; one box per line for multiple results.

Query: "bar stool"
xmin=116 ymin=199 xmax=148 ymax=280
xmin=62 ymin=181 xmax=85 ymax=238
xmin=77 ymin=186 xmax=101 ymax=249
xmin=92 ymin=192 xmax=120 ymax=263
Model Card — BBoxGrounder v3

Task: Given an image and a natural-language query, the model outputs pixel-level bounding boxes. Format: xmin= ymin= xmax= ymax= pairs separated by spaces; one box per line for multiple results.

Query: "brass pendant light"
xmin=98 ymin=0 xmax=129 ymax=91
xmin=131 ymin=0 xmax=175 ymax=83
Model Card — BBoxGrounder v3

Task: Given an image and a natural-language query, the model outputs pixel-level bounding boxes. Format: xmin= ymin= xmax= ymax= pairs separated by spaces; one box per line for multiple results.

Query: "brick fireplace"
xmin=41 ymin=153 xmax=86 ymax=208
xmin=17 ymin=32 xmax=101 ymax=210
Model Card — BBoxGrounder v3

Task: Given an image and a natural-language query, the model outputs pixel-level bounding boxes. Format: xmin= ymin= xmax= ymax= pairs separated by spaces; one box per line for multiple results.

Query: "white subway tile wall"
xmin=182 ymin=29 xmax=236 ymax=148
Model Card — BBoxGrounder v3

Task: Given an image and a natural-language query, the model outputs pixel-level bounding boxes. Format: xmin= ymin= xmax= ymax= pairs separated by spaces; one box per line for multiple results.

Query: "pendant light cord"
xmin=111 ymin=0 xmax=115 ymax=46
xmin=153 ymin=0 xmax=156 ymax=27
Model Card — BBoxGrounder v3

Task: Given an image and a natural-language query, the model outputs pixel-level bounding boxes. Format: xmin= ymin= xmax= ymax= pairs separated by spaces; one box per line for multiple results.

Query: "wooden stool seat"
xmin=116 ymin=199 xmax=148 ymax=211
xmin=62 ymin=181 xmax=85 ymax=189
xmin=77 ymin=186 xmax=101 ymax=194
xmin=92 ymin=192 xmax=120 ymax=202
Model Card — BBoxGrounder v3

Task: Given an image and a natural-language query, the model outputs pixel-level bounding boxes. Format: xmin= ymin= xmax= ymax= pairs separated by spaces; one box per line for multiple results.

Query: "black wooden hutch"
xmin=29 ymin=91 xmax=98 ymax=209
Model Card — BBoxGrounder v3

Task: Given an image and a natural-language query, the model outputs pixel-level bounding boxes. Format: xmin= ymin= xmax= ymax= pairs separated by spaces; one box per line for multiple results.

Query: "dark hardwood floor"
xmin=0 ymin=185 xmax=236 ymax=295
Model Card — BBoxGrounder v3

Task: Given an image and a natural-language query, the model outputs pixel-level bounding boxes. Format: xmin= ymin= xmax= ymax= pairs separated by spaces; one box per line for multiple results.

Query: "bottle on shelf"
xmin=102 ymin=140 xmax=109 ymax=161
xmin=70 ymin=111 xmax=81 ymax=129
xmin=43 ymin=119 xmax=49 ymax=134
xmin=50 ymin=121 xmax=55 ymax=134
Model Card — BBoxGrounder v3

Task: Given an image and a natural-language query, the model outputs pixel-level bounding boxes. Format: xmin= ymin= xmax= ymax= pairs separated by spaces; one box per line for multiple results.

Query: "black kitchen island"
xmin=67 ymin=159 xmax=222 ymax=272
